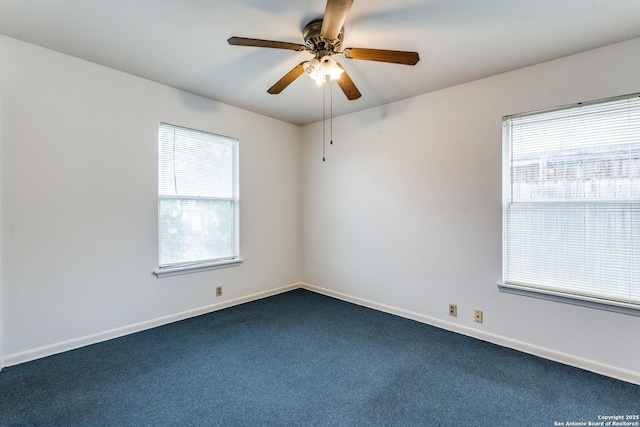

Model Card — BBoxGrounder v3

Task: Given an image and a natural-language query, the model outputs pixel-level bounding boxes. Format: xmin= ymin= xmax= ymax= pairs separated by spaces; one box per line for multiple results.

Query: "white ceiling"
xmin=1 ymin=0 xmax=639 ymax=126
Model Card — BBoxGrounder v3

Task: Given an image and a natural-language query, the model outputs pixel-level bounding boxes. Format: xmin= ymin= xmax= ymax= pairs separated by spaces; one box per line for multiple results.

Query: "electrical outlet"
xmin=474 ymin=309 xmax=483 ymax=323
xmin=449 ymin=304 xmax=457 ymax=317
xmin=216 ymin=286 xmax=222 ymax=297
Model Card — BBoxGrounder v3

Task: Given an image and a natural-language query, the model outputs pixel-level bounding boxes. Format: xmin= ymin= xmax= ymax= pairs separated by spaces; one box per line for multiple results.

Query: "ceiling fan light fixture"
xmin=303 ymin=56 xmax=343 ymax=85
xmin=324 ymin=57 xmax=344 ymax=81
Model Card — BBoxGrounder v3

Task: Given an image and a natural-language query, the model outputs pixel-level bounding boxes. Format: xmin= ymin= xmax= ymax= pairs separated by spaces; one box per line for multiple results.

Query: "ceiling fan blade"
xmin=343 ymin=48 xmax=420 ymax=65
xmin=335 ymin=63 xmax=361 ymax=100
xmin=227 ymin=37 xmax=305 ymax=51
xmin=267 ymin=62 xmax=307 ymax=94
xmin=321 ymin=0 xmax=354 ymax=40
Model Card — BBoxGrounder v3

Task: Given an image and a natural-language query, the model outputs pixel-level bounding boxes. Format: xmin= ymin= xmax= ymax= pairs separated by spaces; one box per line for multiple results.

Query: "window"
xmin=157 ymin=123 xmax=240 ymax=276
xmin=502 ymin=93 xmax=640 ymax=308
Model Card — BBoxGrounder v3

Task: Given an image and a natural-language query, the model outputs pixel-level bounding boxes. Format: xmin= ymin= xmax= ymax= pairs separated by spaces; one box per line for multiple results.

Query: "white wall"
xmin=0 ymin=76 xmax=3 ymax=370
xmin=2 ymin=29 xmax=639 ymax=384
xmin=0 ymin=35 xmax=302 ymax=363
xmin=301 ymin=37 xmax=640 ymax=383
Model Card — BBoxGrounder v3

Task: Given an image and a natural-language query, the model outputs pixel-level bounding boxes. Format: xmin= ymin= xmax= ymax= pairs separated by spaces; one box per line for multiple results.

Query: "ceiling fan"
xmin=227 ymin=0 xmax=420 ymax=101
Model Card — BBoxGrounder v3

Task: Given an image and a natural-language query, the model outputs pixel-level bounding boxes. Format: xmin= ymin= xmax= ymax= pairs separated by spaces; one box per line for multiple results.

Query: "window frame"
xmin=499 ymin=93 xmax=640 ymax=315
xmin=154 ymin=123 xmax=241 ymax=278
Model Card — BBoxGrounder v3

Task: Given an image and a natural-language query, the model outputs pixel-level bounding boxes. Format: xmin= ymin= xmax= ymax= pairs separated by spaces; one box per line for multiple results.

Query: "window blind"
xmin=158 ymin=123 xmax=238 ymax=268
xmin=503 ymin=94 xmax=640 ymax=305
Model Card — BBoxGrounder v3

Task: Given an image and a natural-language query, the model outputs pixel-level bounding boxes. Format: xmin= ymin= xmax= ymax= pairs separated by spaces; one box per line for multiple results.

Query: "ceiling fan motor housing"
xmin=303 ymin=18 xmax=344 ymax=58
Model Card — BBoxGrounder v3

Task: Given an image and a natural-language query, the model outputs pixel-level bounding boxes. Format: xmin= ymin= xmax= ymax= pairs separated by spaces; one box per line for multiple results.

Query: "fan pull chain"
xmin=330 ymin=82 xmax=333 ymax=145
xmin=322 ymin=83 xmax=326 ymax=162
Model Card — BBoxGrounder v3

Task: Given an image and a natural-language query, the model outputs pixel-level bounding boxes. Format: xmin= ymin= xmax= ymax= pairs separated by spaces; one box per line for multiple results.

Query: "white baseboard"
xmin=301 ymin=283 xmax=640 ymax=386
xmin=5 ymin=282 xmax=639 ymax=387
xmin=2 ymin=283 xmax=300 ymax=368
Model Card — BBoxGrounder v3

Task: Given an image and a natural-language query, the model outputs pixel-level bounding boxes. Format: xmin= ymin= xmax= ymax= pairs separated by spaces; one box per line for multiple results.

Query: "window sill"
xmin=154 ymin=258 xmax=243 ymax=278
xmin=497 ymin=282 xmax=640 ymax=317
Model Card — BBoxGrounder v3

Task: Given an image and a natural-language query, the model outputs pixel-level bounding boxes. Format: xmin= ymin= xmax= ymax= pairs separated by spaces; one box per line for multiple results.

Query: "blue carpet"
xmin=1 ymin=289 xmax=638 ymax=426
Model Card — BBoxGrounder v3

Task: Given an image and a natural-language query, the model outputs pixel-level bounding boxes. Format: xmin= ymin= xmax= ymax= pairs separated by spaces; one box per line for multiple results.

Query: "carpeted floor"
xmin=1 ymin=288 xmax=638 ymax=426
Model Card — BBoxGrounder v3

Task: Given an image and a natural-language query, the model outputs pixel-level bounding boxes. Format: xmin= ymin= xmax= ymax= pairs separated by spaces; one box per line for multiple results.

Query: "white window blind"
xmin=502 ymin=93 xmax=640 ymax=306
xmin=158 ymin=123 xmax=239 ymax=269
